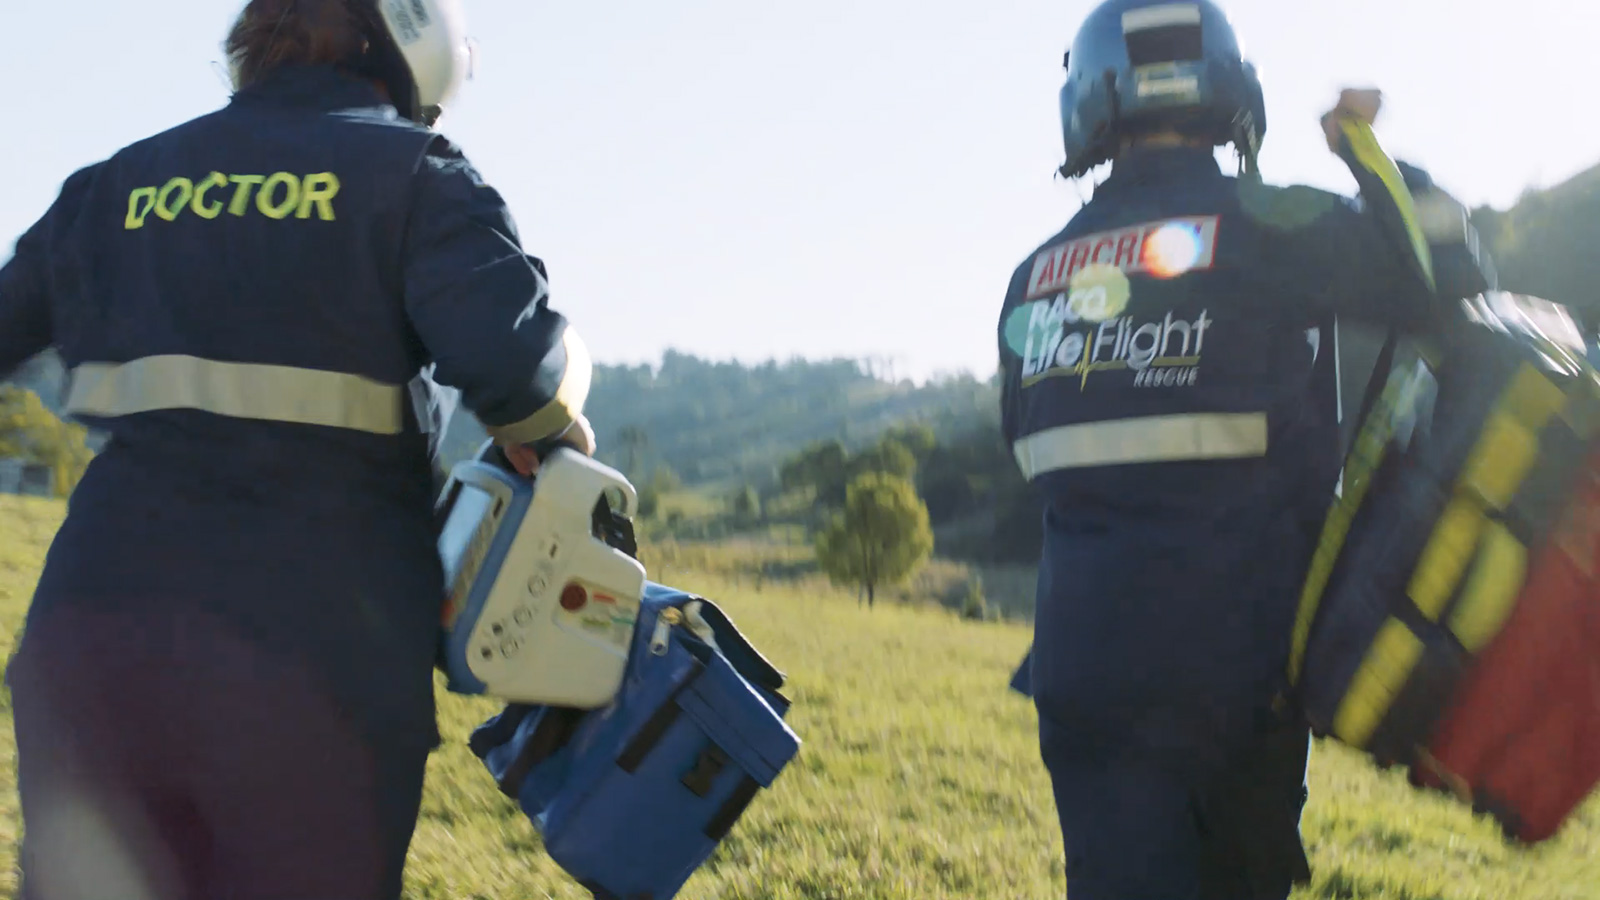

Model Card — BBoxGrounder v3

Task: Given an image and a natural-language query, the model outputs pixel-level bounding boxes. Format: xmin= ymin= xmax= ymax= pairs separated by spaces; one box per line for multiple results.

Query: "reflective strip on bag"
xmin=64 ymin=355 xmax=406 ymax=435
xmin=1013 ymin=412 xmax=1269 ymax=478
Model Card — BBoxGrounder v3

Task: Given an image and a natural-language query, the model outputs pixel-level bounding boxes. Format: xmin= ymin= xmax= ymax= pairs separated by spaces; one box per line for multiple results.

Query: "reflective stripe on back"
xmin=1013 ymin=412 xmax=1268 ymax=478
xmin=64 ymin=355 xmax=406 ymax=435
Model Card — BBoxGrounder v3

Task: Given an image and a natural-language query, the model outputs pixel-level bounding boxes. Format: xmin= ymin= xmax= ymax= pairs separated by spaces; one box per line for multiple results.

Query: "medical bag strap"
xmin=493 ymin=706 xmax=589 ymax=799
xmin=616 ymin=659 xmax=708 ymax=773
xmin=1349 ymin=328 xmax=1401 ymax=458
xmin=468 ymin=703 xmax=537 ymax=761
xmin=687 ymin=597 xmax=788 ymax=696
xmin=1328 ymin=113 xmax=1430 ymax=455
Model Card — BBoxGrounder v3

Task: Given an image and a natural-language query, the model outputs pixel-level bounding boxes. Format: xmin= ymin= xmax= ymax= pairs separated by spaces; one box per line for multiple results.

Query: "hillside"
xmin=0 ymin=495 xmax=1595 ymax=899
xmin=5 ymin=156 xmax=1595 ymax=528
xmin=1471 ymin=161 xmax=1600 ymax=325
xmin=437 ymin=352 xmax=1001 ymax=490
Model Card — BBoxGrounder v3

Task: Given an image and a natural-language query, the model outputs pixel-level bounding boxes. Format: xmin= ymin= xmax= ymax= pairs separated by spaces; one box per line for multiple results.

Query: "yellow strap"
xmin=64 ymin=355 xmax=405 ymax=435
xmin=1011 ymin=412 xmax=1267 ymax=478
xmin=1338 ymin=118 xmax=1435 ymax=291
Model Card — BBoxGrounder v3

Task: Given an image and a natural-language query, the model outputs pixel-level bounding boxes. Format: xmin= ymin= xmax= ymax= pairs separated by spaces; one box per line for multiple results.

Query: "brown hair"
xmin=225 ymin=0 xmax=382 ymax=89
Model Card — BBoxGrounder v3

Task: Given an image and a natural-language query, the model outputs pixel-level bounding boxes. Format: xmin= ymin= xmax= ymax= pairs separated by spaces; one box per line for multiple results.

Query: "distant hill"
xmin=3 ymin=347 xmax=1001 ymax=486
xmin=1471 ymin=161 xmax=1600 ymax=326
xmin=438 ymin=351 xmax=1001 ymax=489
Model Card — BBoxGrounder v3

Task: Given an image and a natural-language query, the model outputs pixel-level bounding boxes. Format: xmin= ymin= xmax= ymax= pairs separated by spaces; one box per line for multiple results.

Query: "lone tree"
xmin=815 ymin=472 xmax=934 ymax=608
xmin=882 ymin=423 xmax=937 ymax=462
xmin=848 ymin=436 xmax=916 ymax=483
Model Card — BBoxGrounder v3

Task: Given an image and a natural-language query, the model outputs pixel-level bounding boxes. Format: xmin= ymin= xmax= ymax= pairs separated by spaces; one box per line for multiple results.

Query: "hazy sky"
xmin=3 ymin=1 xmax=1595 ymax=380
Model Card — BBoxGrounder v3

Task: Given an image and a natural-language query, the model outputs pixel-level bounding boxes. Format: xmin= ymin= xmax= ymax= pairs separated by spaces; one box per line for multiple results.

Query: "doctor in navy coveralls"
xmin=0 ymin=2 xmax=597 ymax=898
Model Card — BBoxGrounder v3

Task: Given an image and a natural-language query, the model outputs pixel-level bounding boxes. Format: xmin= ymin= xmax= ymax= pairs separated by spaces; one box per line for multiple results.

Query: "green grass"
xmin=1 ymin=495 xmax=1597 ymax=899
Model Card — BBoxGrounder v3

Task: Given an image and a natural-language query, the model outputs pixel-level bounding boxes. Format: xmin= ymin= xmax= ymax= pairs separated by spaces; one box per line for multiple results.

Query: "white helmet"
xmin=373 ymin=0 xmax=475 ymax=125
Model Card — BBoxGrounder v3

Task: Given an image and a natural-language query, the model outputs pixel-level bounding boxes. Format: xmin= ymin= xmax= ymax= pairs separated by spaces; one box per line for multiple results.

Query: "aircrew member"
xmin=999 ymin=2 xmax=1494 ymax=897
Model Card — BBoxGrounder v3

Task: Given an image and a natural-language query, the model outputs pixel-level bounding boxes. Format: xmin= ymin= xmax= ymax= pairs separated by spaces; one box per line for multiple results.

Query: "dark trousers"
xmin=1038 ymin=712 xmax=1313 ymax=900
xmin=6 ymin=605 xmax=431 ymax=900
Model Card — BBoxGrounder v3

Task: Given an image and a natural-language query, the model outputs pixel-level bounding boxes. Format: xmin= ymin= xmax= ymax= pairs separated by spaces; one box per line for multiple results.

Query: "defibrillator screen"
xmin=440 ymin=483 xmax=497 ymax=587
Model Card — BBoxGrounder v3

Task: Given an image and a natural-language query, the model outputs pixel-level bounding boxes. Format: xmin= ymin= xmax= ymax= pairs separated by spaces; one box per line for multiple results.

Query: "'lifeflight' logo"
xmin=1007 ymin=261 xmax=1212 ymax=390
xmin=1015 ymin=301 xmax=1213 ymax=389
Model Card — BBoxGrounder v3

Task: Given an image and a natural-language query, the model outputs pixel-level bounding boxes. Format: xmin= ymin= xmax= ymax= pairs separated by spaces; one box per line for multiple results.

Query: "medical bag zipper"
xmin=649 ymin=600 xmax=723 ymax=658
xmin=651 ymin=607 xmax=682 ymax=656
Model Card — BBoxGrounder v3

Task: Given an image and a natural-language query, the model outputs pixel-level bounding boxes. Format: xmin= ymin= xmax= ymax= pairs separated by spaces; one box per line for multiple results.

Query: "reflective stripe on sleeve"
xmin=482 ymin=327 xmax=594 ymax=446
xmin=64 ymin=355 xmax=405 ymax=435
xmin=1013 ymin=412 xmax=1268 ymax=478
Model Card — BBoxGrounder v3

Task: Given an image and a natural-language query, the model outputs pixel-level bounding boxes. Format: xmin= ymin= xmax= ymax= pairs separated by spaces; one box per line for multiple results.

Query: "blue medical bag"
xmin=469 ymin=582 xmax=801 ymax=900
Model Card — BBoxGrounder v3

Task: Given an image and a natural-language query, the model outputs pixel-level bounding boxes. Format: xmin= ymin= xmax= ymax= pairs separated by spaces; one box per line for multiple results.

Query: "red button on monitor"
xmin=560 ymin=583 xmax=588 ymax=611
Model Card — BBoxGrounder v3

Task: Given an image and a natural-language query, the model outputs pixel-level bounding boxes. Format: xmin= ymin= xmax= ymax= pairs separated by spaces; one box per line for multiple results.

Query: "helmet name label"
xmin=383 ymin=0 xmax=433 ymax=46
xmin=1121 ymin=4 xmax=1203 ymax=32
xmin=1135 ymin=67 xmax=1201 ymax=102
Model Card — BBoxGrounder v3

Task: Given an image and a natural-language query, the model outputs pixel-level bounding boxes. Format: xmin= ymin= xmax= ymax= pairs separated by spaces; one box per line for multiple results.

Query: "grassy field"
xmin=0 ymin=495 xmax=1597 ymax=899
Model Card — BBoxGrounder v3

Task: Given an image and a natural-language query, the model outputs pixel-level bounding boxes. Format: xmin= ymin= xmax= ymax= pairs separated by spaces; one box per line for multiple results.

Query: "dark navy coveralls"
xmin=0 ymin=65 xmax=589 ymax=900
xmin=1000 ymin=134 xmax=1491 ymax=899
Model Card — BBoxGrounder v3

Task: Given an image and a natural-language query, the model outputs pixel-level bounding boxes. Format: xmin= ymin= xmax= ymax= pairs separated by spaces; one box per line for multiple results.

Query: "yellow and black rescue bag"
xmin=1286 ymin=292 xmax=1600 ymax=771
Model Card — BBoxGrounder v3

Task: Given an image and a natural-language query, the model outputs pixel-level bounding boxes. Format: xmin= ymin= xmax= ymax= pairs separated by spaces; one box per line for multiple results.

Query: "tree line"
xmin=2 ymin=158 xmax=1593 ymax=525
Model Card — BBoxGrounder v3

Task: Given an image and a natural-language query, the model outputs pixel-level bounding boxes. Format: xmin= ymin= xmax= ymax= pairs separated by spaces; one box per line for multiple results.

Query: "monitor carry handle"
xmin=476 ymin=439 xmax=639 ymax=562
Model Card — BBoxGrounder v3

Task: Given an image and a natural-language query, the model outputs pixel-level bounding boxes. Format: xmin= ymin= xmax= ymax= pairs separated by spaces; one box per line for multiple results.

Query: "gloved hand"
xmin=498 ymin=414 xmax=597 ymax=477
xmin=1320 ymin=87 xmax=1383 ymax=152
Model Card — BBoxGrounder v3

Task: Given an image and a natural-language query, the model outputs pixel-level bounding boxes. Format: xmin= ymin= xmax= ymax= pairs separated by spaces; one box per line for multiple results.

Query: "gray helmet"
xmin=1059 ymin=0 xmax=1267 ymax=178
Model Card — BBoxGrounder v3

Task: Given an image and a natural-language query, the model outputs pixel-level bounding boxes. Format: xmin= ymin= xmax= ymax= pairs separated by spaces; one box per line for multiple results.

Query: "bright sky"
xmin=3 ymin=1 xmax=1596 ymax=381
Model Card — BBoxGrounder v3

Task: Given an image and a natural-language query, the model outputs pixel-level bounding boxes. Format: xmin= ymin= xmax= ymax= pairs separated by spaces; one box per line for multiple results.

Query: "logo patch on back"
xmin=1026 ymin=215 xmax=1220 ymax=300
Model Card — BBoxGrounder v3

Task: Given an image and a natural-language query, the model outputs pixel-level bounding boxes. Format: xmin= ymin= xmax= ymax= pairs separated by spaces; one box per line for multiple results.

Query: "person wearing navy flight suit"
xmin=999 ymin=2 xmax=1495 ymax=898
xmin=0 ymin=2 xmax=595 ymax=898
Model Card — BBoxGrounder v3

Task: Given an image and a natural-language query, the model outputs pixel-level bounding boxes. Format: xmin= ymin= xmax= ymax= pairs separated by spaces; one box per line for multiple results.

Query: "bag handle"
xmin=474 ymin=438 xmax=641 ymax=560
xmin=592 ymin=492 xmax=639 ymax=560
xmin=679 ymin=596 xmax=788 ymax=696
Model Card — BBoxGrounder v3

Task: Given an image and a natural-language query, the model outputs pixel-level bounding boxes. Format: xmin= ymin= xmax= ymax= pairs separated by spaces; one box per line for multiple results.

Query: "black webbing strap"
xmin=1347 ymin=328 xmax=1400 ymax=460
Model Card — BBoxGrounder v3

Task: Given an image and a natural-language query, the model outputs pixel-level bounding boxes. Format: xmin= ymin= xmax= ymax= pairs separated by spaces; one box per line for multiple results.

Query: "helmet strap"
xmin=1233 ymin=109 xmax=1262 ymax=181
